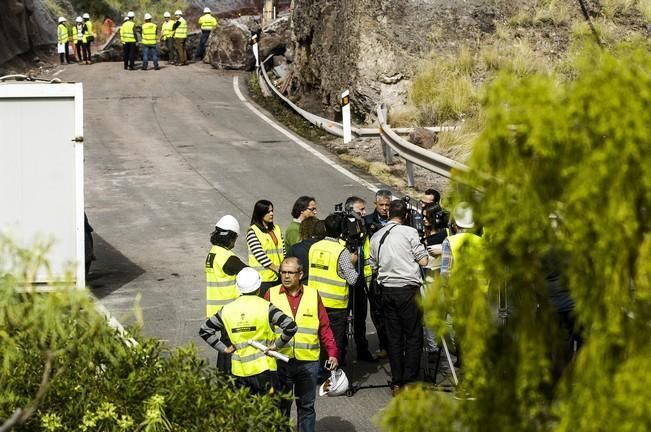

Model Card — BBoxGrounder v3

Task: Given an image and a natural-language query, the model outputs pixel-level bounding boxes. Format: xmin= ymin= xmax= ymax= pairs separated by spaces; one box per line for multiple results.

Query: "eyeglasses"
xmin=306 ymin=207 xmax=317 ymax=212
xmin=280 ymin=270 xmax=300 ymax=275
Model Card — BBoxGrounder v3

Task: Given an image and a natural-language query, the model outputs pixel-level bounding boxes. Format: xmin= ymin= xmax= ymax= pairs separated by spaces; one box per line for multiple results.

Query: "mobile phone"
xmin=324 ymin=359 xmax=334 ymax=370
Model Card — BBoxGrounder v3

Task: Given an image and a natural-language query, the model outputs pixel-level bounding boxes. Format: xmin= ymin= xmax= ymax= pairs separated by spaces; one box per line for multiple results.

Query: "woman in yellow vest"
xmin=73 ymin=17 xmax=88 ymax=64
xmin=247 ymin=199 xmax=285 ymax=297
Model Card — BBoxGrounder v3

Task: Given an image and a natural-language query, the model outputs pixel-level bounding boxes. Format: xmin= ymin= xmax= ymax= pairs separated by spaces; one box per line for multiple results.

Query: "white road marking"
xmin=52 ymin=69 xmax=64 ymax=77
xmin=233 ymin=75 xmax=380 ymax=193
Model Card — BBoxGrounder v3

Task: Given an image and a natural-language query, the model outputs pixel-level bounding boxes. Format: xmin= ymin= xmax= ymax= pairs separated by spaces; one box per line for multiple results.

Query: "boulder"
xmin=205 ymin=20 xmax=254 ymax=70
xmin=408 ymin=127 xmax=438 ymax=149
xmin=258 ymin=33 xmax=286 ymax=60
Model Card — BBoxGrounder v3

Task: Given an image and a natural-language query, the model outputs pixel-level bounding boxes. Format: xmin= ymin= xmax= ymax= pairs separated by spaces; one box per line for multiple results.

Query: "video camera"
xmin=401 ymin=196 xmax=425 ymax=237
xmin=334 ymin=202 xmax=366 ymax=251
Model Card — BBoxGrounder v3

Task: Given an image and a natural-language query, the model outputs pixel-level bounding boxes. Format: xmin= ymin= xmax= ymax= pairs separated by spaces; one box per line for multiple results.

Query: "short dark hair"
xmin=389 ymin=199 xmax=408 ymax=220
xmin=324 ymin=213 xmax=343 ymax=238
xmin=314 ymin=220 xmax=326 ymax=240
xmin=299 ymin=216 xmax=320 ymax=240
xmin=291 ymin=196 xmax=315 ymax=218
xmin=424 ymin=189 xmax=441 ymax=204
xmin=344 ymin=196 xmax=365 ymax=213
xmin=250 ymin=199 xmax=274 ymax=231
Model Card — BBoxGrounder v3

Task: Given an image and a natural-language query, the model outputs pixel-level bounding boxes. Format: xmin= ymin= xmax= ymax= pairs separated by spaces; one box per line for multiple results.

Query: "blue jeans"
xmin=195 ymin=30 xmax=210 ymax=59
xmin=142 ymin=45 xmax=159 ymax=69
xmin=278 ymin=359 xmax=319 ymax=432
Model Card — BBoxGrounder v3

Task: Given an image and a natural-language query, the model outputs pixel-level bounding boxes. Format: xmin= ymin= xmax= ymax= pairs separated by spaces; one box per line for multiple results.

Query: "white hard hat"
xmin=127 ymin=11 xmax=135 ymax=18
xmin=215 ymin=215 xmax=240 ymax=237
xmin=75 ymin=16 xmax=83 ymax=23
xmin=203 ymin=7 xmax=211 ymax=13
xmin=174 ymin=9 xmax=183 ymax=16
xmin=82 ymin=12 xmax=90 ymax=19
xmin=58 ymin=16 xmax=66 ymax=23
xmin=123 ymin=16 xmax=129 ymax=22
xmin=163 ymin=11 xmax=171 ymax=18
xmin=236 ymin=268 xmax=261 ymax=294
xmin=144 ymin=13 xmax=152 ymax=20
xmin=453 ymin=202 xmax=475 ymax=229
xmin=319 ymin=369 xmax=349 ymax=397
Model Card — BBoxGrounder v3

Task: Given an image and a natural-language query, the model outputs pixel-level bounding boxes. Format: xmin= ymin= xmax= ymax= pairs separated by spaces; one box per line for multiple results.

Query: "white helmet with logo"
xmin=127 ymin=11 xmax=135 ymax=18
xmin=215 ymin=215 xmax=240 ymax=237
xmin=163 ymin=11 xmax=171 ymax=18
xmin=319 ymin=369 xmax=349 ymax=397
xmin=58 ymin=16 xmax=66 ymax=23
xmin=75 ymin=16 xmax=83 ymax=23
xmin=174 ymin=9 xmax=183 ymax=16
xmin=144 ymin=13 xmax=152 ymax=20
xmin=236 ymin=268 xmax=261 ymax=294
xmin=203 ymin=7 xmax=211 ymax=13
xmin=82 ymin=12 xmax=90 ymax=19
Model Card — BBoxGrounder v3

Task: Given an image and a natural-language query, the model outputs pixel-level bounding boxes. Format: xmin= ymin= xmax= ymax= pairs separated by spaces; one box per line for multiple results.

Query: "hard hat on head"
xmin=174 ymin=9 xmax=183 ymax=16
xmin=453 ymin=202 xmax=475 ymax=229
xmin=75 ymin=16 xmax=82 ymax=23
xmin=319 ymin=369 xmax=349 ymax=397
xmin=82 ymin=12 xmax=90 ymax=19
xmin=58 ymin=16 xmax=66 ymax=23
xmin=123 ymin=16 xmax=129 ymax=22
xmin=144 ymin=13 xmax=152 ymax=20
xmin=203 ymin=7 xmax=211 ymax=13
xmin=127 ymin=11 xmax=135 ymax=18
xmin=163 ymin=11 xmax=171 ymax=18
xmin=236 ymin=268 xmax=261 ymax=294
xmin=215 ymin=215 xmax=240 ymax=237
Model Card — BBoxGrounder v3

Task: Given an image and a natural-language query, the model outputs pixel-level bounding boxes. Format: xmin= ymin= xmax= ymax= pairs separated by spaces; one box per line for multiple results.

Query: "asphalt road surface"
xmin=57 ymin=61 xmax=393 ymax=431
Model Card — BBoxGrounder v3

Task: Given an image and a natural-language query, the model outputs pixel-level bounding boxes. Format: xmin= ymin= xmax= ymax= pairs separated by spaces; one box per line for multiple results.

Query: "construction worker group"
xmin=56 ymin=13 xmax=95 ymax=65
xmin=199 ymin=191 xmax=483 ymax=431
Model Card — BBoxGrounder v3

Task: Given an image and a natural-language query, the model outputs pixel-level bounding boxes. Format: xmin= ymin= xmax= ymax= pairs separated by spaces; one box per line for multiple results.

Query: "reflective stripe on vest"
xmin=363 ymin=237 xmax=373 ymax=279
xmin=248 ymin=224 xmax=284 ymax=282
xmin=161 ymin=20 xmax=174 ymax=40
xmin=308 ymin=239 xmax=348 ymax=309
xmin=269 ymin=285 xmax=320 ymax=361
xmin=205 ymin=245 xmax=239 ymax=317
xmin=221 ymin=296 xmax=277 ymax=377
xmin=141 ymin=22 xmax=157 ymax=46
xmin=120 ymin=21 xmax=136 ymax=43
xmin=198 ymin=14 xmax=217 ymax=31
xmin=74 ymin=24 xmax=86 ymax=44
xmin=57 ymin=24 xmax=68 ymax=44
xmin=448 ymin=232 xmax=488 ymax=294
xmin=174 ymin=17 xmax=187 ymax=39
xmin=85 ymin=20 xmax=94 ymax=38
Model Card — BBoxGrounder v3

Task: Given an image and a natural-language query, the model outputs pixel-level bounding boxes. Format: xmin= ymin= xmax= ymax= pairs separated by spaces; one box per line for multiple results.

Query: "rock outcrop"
xmin=205 ymin=20 xmax=255 ymax=69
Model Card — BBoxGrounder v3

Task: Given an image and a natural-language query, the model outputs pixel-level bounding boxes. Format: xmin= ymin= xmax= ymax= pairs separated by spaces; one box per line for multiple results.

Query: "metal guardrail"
xmin=257 ymin=56 xmax=469 ymax=185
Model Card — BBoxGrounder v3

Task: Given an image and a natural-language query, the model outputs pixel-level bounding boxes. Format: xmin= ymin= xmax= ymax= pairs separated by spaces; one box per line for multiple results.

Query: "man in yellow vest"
xmin=56 ymin=17 xmax=70 ymax=65
xmin=266 ymin=257 xmax=338 ymax=431
xmin=195 ymin=7 xmax=218 ymax=61
xmin=308 ymin=214 xmax=358 ymax=366
xmin=200 ymin=268 xmax=297 ymax=394
xmin=160 ymin=11 xmax=176 ymax=65
xmin=172 ymin=9 xmax=188 ymax=66
xmin=73 ymin=16 xmax=88 ymax=64
xmin=82 ymin=13 xmax=94 ymax=63
xmin=141 ymin=13 xmax=159 ymax=70
xmin=120 ymin=12 xmax=136 ymax=70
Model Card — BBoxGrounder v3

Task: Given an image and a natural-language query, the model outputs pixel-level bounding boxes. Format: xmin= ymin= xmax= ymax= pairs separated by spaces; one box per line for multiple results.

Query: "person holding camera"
xmin=369 ymin=200 xmax=429 ymax=395
xmin=308 ymin=214 xmax=359 ymax=365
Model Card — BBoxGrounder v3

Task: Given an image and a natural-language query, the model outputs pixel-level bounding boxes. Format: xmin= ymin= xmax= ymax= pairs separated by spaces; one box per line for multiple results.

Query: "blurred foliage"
xmin=381 ymin=46 xmax=651 ymax=431
xmin=0 ymin=235 xmax=290 ymax=431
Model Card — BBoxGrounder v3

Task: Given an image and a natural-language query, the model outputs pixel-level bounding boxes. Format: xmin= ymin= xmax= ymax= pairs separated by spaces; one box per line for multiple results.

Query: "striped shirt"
xmin=246 ymin=225 xmax=286 ymax=268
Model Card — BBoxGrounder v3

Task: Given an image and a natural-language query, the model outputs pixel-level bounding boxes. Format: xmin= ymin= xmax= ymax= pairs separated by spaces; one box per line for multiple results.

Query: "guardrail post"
xmin=341 ymin=90 xmax=352 ymax=144
xmin=383 ymin=137 xmax=394 ymax=165
xmin=405 ymin=160 xmax=415 ymax=187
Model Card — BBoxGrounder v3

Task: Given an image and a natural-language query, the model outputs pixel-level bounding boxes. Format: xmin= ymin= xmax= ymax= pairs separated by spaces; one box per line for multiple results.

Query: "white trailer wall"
xmin=0 ymin=82 xmax=85 ymax=288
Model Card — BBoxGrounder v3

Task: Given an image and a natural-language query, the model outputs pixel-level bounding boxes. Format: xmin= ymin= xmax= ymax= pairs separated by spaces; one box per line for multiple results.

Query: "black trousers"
xmin=325 ymin=307 xmax=348 ymax=363
xmin=381 ymin=286 xmax=423 ymax=386
xmin=351 ymin=277 xmax=369 ymax=354
xmin=235 ymin=370 xmax=279 ymax=395
xmin=368 ymin=275 xmax=388 ymax=351
xmin=123 ymin=42 xmax=136 ymax=69
xmin=59 ymin=43 xmax=70 ymax=64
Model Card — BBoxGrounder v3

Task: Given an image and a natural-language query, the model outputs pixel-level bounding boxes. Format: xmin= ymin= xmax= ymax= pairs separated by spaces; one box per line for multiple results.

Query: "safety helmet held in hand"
xmin=75 ymin=16 xmax=83 ymax=23
xmin=82 ymin=12 xmax=90 ymax=19
xmin=236 ymin=268 xmax=261 ymax=294
xmin=163 ymin=11 xmax=171 ymax=18
xmin=215 ymin=215 xmax=240 ymax=237
xmin=127 ymin=11 xmax=135 ymax=18
xmin=453 ymin=202 xmax=475 ymax=229
xmin=174 ymin=9 xmax=183 ymax=16
xmin=58 ymin=16 xmax=66 ymax=23
xmin=319 ymin=369 xmax=349 ymax=397
xmin=203 ymin=7 xmax=211 ymax=13
xmin=144 ymin=13 xmax=152 ymax=20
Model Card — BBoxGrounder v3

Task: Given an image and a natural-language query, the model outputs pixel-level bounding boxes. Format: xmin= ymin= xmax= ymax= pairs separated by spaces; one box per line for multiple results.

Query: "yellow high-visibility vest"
xmin=198 ymin=14 xmax=218 ymax=31
xmin=205 ymin=245 xmax=240 ymax=317
xmin=57 ymin=23 xmax=69 ymax=44
xmin=362 ymin=236 xmax=372 ymax=281
xmin=221 ymin=295 xmax=277 ymax=377
xmin=248 ymin=224 xmax=284 ymax=283
xmin=270 ymin=285 xmax=320 ymax=361
xmin=174 ymin=17 xmax=187 ymax=39
xmin=141 ymin=22 xmax=157 ymax=46
xmin=120 ymin=20 xmax=136 ymax=43
xmin=161 ymin=20 xmax=174 ymax=40
xmin=308 ymin=239 xmax=348 ymax=309
xmin=85 ymin=20 xmax=94 ymax=38
xmin=74 ymin=24 xmax=87 ymax=44
xmin=448 ymin=232 xmax=488 ymax=295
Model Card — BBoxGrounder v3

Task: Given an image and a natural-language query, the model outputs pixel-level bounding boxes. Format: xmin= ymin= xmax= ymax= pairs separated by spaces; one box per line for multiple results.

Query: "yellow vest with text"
xmin=174 ymin=17 xmax=187 ymax=39
xmin=120 ymin=20 xmax=136 ymax=43
xmin=269 ymin=285 xmax=320 ymax=361
xmin=248 ymin=224 xmax=284 ymax=282
xmin=221 ymin=295 xmax=277 ymax=377
xmin=205 ymin=245 xmax=239 ymax=317
xmin=141 ymin=22 xmax=157 ymax=46
xmin=57 ymin=23 xmax=69 ymax=44
xmin=161 ymin=20 xmax=174 ymax=40
xmin=198 ymin=14 xmax=218 ymax=31
xmin=74 ymin=24 xmax=87 ymax=44
xmin=308 ymin=239 xmax=348 ymax=309
xmin=448 ymin=232 xmax=488 ymax=294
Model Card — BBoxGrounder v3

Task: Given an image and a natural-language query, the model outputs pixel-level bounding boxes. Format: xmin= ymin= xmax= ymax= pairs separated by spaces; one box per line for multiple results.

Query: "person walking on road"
xmin=247 ymin=200 xmax=285 ymax=297
xmin=141 ymin=13 xmax=159 ymax=70
xmin=285 ymin=196 xmax=317 ymax=248
xmin=120 ymin=12 xmax=137 ymax=70
xmin=172 ymin=10 xmax=188 ymax=66
xmin=160 ymin=11 xmax=176 ymax=65
xmin=56 ymin=17 xmax=71 ymax=65
xmin=266 ymin=257 xmax=339 ymax=432
xmin=195 ymin=7 xmax=218 ymax=61
xmin=82 ymin=13 xmax=94 ymax=63
xmin=199 ymin=267 xmax=297 ymax=395
xmin=73 ymin=16 xmax=89 ymax=64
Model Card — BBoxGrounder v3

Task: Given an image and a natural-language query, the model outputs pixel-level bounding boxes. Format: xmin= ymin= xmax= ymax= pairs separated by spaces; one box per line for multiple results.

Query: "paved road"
xmin=58 ymin=61 xmax=393 ymax=431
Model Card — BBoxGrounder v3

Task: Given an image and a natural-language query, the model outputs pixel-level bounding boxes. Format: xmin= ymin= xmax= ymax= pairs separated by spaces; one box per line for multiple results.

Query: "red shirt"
xmin=265 ymin=285 xmax=338 ymax=359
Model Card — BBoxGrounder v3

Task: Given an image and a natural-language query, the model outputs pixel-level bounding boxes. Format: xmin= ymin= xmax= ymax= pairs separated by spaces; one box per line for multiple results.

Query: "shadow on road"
xmin=86 ymin=233 xmax=145 ymax=298
xmin=317 ymin=416 xmax=357 ymax=432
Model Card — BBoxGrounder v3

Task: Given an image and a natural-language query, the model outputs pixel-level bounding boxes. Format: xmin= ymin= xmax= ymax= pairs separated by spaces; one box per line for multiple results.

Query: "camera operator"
xmin=308 ymin=214 xmax=359 ymax=365
xmin=369 ymin=200 xmax=429 ymax=395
